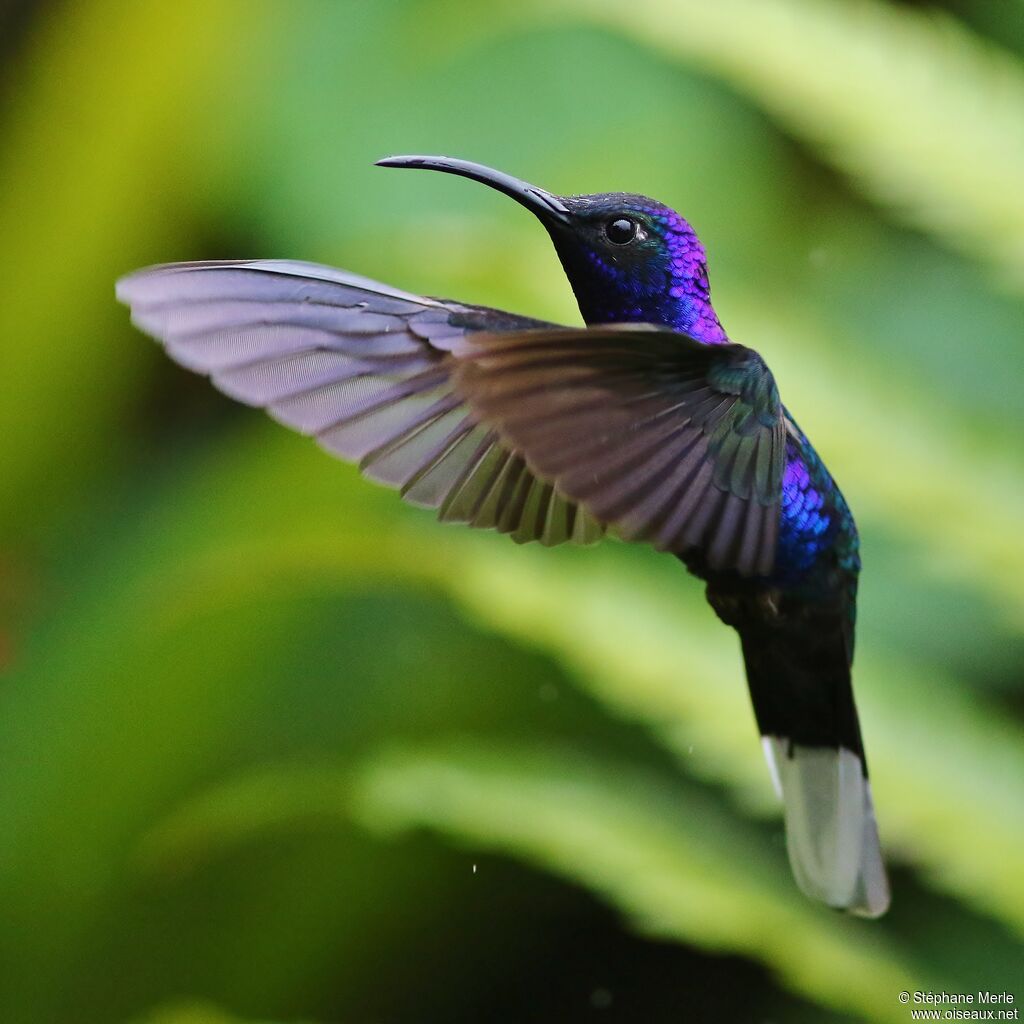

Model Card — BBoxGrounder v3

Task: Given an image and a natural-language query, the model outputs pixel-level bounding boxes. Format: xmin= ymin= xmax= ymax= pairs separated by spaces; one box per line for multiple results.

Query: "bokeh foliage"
xmin=1 ymin=1 xmax=1023 ymax=1021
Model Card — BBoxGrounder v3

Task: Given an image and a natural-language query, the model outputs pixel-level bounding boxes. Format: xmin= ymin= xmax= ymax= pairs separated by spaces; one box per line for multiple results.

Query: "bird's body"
xmin=117 ymin=155 xmax=888 ymax=916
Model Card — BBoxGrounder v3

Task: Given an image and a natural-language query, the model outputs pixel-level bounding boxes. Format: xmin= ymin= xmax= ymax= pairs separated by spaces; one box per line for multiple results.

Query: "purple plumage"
xmin=550 ymin=194 xmax=729 ymax=344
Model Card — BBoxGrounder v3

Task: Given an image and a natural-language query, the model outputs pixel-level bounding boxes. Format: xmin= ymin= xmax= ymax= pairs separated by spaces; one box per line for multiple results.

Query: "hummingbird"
xmin=116 ymin=155 xmax=890 ymax=917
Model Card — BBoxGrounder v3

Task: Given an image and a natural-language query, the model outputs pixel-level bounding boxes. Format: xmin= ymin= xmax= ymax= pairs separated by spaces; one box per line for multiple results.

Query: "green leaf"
xmin=69 ymin=423 xmax=1024 ymax=937
xmin=51 ymin=421 xmax=1022 ymax=938
xmin=132 ymin=1002 xmax=304 ymax=1024
xmin=353 ymin=741 xmax=929 ymax=1023
xmin=0 ymin=0 xmax=278 ymax=543
xmin=438 ymin=538 xmax=1024 ymax=935
xmin=135 ymin=743 xmax=932 ymax=1023
xmin=553 ymin=0 xmax=1024 ymax=288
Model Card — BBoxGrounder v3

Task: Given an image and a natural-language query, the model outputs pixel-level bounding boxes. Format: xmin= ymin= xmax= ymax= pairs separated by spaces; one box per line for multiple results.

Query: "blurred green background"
xmin=2 ymin=1 xmax=1023 ymax=1021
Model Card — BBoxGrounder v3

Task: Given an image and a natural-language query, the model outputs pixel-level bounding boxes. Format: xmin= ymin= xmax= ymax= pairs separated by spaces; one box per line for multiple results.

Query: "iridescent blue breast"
xmin=773 ymin=426 xmax=859 ymax=585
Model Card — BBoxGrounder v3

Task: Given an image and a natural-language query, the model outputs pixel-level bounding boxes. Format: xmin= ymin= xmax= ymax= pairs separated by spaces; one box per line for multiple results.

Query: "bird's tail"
xmin=738 ymin=619 xmax=890 ymax=917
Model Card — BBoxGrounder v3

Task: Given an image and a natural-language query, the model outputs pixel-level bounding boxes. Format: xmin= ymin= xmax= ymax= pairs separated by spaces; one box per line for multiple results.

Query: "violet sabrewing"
xmin=116 ymin=155 xmax=889 ymax=917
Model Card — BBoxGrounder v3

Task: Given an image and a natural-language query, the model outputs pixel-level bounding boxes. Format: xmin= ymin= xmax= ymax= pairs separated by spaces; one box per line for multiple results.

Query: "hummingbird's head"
xmin=547 ymin=192 xmax=726 ymax=341
xmin=376 ymin=155 xmax=727 ymax=344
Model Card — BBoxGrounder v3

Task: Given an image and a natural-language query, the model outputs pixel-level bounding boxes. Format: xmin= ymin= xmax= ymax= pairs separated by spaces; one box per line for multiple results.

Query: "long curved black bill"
xmin=376 ymin=154 xmax=571 ymax=226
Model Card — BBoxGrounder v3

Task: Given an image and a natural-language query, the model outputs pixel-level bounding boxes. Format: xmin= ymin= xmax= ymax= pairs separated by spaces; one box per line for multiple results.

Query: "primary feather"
xmin=117 ymin=260 xmax=604 ymax=546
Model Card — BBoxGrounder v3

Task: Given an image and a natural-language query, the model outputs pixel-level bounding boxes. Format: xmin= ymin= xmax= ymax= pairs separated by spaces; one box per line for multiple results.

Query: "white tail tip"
xmin=763 ymin=736 xmax=891 ymax=917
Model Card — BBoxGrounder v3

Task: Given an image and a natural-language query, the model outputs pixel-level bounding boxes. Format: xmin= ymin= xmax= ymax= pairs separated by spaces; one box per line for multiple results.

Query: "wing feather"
xmin=454 ymin=328 xmax=785 ymax=576
xmin=116 ymin=260 xmax=603 ymax=547
xmin=119 ymin=263 xmax=784 ymax=570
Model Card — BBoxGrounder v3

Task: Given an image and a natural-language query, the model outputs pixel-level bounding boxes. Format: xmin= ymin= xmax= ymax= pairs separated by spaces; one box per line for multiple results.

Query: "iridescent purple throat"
xmin=581 ymin=206 xmax=729 ymax=345
xmin=658 ymin=206 xmax=728 ymax=344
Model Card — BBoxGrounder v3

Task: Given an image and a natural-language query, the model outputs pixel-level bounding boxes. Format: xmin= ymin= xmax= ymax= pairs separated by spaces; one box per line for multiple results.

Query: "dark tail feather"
xmin=739 ymin=617 xmax=890 ymax=917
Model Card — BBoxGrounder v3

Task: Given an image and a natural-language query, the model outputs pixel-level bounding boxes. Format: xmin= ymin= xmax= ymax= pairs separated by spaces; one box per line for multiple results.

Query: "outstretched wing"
xmin=116 ymin=260 xmax=604 ymax=546
xmin=453 ymin=327 xmax=786 ymax=576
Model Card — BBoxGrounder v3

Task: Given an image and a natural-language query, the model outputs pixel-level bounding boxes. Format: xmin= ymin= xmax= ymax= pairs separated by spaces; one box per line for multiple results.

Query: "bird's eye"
xmin=605 ymin=217 xmax=637 ymax=244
